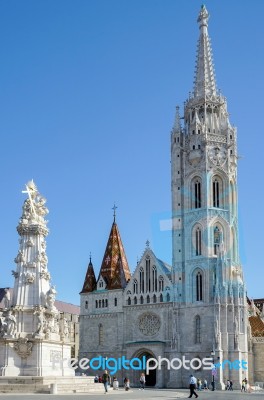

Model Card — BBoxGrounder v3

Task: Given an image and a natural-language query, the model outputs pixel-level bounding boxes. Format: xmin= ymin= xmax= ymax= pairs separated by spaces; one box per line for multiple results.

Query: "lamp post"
xmin=211 ymin=350 xmax=216 ymax=391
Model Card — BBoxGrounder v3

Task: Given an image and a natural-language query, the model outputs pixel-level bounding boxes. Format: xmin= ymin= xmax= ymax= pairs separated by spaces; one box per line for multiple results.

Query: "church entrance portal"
xmin=136 ymin=351 xmax=156 ymax=387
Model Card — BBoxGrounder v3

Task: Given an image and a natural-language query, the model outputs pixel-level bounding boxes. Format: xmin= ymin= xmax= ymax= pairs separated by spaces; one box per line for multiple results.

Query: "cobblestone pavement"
xmin=0 ymin=388 xmax=263 ymax=400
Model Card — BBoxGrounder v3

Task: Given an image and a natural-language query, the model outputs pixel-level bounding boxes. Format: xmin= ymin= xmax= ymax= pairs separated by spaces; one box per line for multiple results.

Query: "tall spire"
xmin=98 ymin=221 xmax=131 ymax=290
xmin=81 ymin=255 xmax=96 ymax=293
xmin=193 ymin=5 xmax=217 ymax=98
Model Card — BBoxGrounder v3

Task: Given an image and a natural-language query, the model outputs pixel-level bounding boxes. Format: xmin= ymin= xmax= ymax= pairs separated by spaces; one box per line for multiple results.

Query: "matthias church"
xmin=79 ymin=6 xmax=264 ymax=388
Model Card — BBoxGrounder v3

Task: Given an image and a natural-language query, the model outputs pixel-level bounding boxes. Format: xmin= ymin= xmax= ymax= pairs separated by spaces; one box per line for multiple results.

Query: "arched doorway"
xmin=133 ymin=350 xmax=156 ymax=387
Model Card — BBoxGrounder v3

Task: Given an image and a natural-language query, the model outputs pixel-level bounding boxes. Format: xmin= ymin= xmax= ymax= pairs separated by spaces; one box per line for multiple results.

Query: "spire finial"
xmin=89 ymin=252 xmax=92 ymax=263
xmin=112 ymin=203 xmax=117 ymax=222
xmin=197 ymin=4 xmax=209 ymax=29
xmin=146 ymin=240 xmax=150 ymax=248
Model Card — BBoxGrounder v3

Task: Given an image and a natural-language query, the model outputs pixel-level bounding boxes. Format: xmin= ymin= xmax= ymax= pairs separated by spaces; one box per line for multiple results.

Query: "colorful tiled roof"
xmin=81 ymin=258 xmax=97 ymax=293
xmin=98 ymin=222 xmax=131 ymax=290
xmin=249 ymin=316 xmax=264 ymax=337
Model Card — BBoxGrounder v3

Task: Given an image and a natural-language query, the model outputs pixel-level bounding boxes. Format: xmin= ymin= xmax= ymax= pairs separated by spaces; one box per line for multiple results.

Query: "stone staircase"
xmin=0 ymin=376 xmax=106 ymax=394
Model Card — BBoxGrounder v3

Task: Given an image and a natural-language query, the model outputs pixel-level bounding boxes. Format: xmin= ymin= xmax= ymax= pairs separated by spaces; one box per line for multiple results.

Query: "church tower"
xmin=171 ymin=5 xmax=248 ymax=388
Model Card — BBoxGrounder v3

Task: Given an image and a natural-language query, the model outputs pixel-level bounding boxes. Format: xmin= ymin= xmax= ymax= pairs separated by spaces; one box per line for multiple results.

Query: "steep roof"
xmin=98 ymin=222 xmax=131 ymax=290
xmin=81 ymin=258 xmax=97 ymax=293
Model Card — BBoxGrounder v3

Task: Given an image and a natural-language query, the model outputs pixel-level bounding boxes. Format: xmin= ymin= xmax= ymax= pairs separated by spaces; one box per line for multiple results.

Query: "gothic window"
xmin=196 ymin=272 xmax=203 ymax=301
xmin=195 ymin=316 xmax=201 ymax=343
xmin=99 ymin=300 xmax=102 ymax=308
xmin=160 ymin=293 xmax=163 ymax=303
xmin=195 ymin=227 xmax=202 ymax=256
xmin=134 ymin=296 xmax=137 ymax=305
xmin=214 ymin=226 xmax=221 ymax=255
xmin=158 ymin=276 xmax=164 ymax=292
xmin=99 ymin=324 xmax=103 ymax=345
xmin=153 ymin=294 xmax=157 ymax=303
xmin=105 ymin=299 xmax=108 ymax=307
xmin=99 ymin=280 xmax=104 ymax=288
xmin=152 ymin=266 xmax=157 ymax=292
xmin=102 ymin=299 xmax=105 ymax=308
xmin=133 ymin=279 xmax=138 ymax=294
xmin=140 ymin=295 xmax=144 ymax=304
xmin=146 ymin=258 xmax=150 ymax=292
xmin=85 ymin=301 xmax=88 ymax=309
xmin=213 ymin=178 xmax=221 ymax=208
xmin=166 ymin=293 xmax=170 ymax=302
xmin=95 ymin=300 xmax=98 ymax=308
xmin=114 ymin=298 xmax=117 ymax=307
xmin=139 ymin=268 xmax=144 ymax=293
xmin=147 ymin=295 xmax=150 ymax=303
xmin=192 ymin=178 xmax=201 ymax=209
xmin=127 ymin=297 xmax=131 ymax=305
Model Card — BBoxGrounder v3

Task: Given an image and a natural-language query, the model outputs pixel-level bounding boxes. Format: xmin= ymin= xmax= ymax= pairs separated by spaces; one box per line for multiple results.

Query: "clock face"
xmin=208 ymin=145 xmax=227 ymax=167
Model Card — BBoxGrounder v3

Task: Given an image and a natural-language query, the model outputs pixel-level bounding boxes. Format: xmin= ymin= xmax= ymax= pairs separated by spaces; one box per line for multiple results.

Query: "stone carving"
xmin=3 ymin=289 xmax=11 ymax=309
xmin=14 ymin=338 xmax=33 ymax=358
xmin=0 ymin=311 xmax=17 ymax=337
xmin=26 ymin=238 xmax=34 ymax=247
xmin=24 ymin=272 xmax=35 ymax=284
xmin=11 ymin=270 xmax=19 ymax=278
xmin=171 ymin=310 xmax=178 ymax=350
xmin=40 ymin=270 xmax=51 ymax=281
xmin=234 ymin=316 xmax=239 ymax=348
xmin=62 ymin=318 xmax=70 ymax=338
xmin=33 ymin=310 xmax=44 ymax=337
xmin=20 ymin=180 xmax=49 ymax=226
xmin=14 ymin=250 xmax=25 ymax=264
xmin=138 ymin=313 xmax=161 ymax=336
xmin=208 ymin=145 xmax=227 ymax=167
xmin=46 ymin=286 xmax=57 ymax=311
xmin=214 ymin=316 xmax=220 ymax=347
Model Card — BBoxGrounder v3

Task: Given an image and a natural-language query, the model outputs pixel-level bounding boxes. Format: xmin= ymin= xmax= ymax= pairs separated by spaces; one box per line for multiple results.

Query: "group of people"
xmin=241 ymin=378 xmax=249 ymax=392
xmin=225 ymin=379 xmax=233 ymax=390
xmin=97 ymin=370 xmax=146 ymax=393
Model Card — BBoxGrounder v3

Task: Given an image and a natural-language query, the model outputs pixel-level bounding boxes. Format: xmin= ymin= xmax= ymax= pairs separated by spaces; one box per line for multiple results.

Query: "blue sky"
xmin=0 ymin=0 xmax=263 ymax=305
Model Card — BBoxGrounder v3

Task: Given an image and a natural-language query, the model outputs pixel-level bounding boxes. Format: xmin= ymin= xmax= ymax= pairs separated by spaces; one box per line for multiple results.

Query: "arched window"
xmin=140 ymin=295 xmax=144 ymax=304
xmin=85 ymin=300 xmax=88 ymax=309
xmin=133 ymin=279 xmax=138 ymax=294
xmin=213 ymin=178 xmax=220 ymax=208
xmin=99 ymin=300 xmax=102 ymax=308
xmin=147 ymin=295 xmax=150 ymax=303
xmin=194 ymin=179 xmax=201 ymax=208
xmin=95 ymin=300 xmax=98 ymax=308
xmin=214 ymin=226 xmax=221 ymax=255
xmin=152 ymin=266 xmax=157 ymax=292
xmin=196 ymin=271 xmax=203 ymax=301
xmin=127 ymin=297 xmax=131 ymax=305
xmin=160 ymin=293 xmax=163 ymax=303
xmin=166 ymin=293 xmax=170 ymax=302
xmin=114 ymin=298 xmax=117 ymax=307
xmin=99 ymin=324 xmax=103 ymax=345
xmin=146 ymin=258 xmax=150 ymax=292
xmin=195 ymin=227 xmax=202 ymax=256
xmin=158 ymin=276 xmax=164 ymax=292
xmin=105 ymin=299 xmax=108 ymax=307
xmin=139 ymin=268 xmax=144 ymax=293
xmin=102 ymin=299 xmax=105 ymax=308
xmin=153 ymin=294 xmax=157 ymax=303
xmin=134 ymin=296 xmax=137 ymax=305
xmin=195 ymin=316 xmax=201 ymax=343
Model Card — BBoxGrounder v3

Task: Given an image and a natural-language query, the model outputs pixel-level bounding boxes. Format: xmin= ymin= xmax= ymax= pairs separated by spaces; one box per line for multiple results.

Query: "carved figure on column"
xmin=14 ymin=250 xmax=25 ymax=264
xmin=234 ymin=316 xmax=239 ymax=349
xmin=46 ymin=286 xmax=57 ymax=311
xmin=3 ymin=288 xmax=11 ymax=309
xmin=33 ymin=311 xmax=44 ymax=337
xmin=5 ymin=311 xmax=17 ymax=337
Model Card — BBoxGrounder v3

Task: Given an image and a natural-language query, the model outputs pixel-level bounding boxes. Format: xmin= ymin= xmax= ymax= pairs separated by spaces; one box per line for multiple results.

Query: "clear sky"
xmin=0 ymin=0 xmax=263 ymax=305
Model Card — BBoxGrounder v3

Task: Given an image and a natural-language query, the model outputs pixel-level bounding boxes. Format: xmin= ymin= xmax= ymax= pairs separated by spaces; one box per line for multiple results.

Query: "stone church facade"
xmin=79 ymin=6 xmax=264 ymax=388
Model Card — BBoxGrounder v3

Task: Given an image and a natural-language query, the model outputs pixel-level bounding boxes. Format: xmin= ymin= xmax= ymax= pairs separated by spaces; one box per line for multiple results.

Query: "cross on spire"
xmin=112 ymin=203 xmax=117 ymax=222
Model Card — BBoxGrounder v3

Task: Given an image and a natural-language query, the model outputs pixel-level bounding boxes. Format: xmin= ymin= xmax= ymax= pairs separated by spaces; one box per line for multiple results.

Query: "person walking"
xmin=139 ymin=372 xmax=146 ymax=390
xmin=188 ymin=375 xmax=198 ymax=398
xmin=102 ymin=370 xmax=110 ymax=394
xmin=203 ymin=379 xmax=208 ymax=390
xmin=229 ymin=380 xmax=233 ymax=391
xmin=241 ymin=378 xmax=246 ymax=392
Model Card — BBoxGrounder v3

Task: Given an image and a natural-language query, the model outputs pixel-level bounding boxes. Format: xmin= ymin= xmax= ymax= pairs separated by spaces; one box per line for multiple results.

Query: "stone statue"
xmin=34 ymin=311 xmax=44 ymax=336
xmin=63 ymin=318 xmax=70 ymax=337
xmin=3 ymin=288 xmax=11 ymax=309
xmin=46 ymin=286 xmax=57 ymax=311
xmin=234 ymin=316 xmax=239 ymax=348
xmin=5 ymin=311 xmax=17 ymax=337
xmin=14 ymin=250 xmax=25 ymax=264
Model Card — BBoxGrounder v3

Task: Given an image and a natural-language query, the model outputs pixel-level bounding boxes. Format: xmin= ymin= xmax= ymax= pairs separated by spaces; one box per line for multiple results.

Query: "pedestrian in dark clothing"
xmin=188 ymin=375 xmax=198 ymax=398
xmin=102 ymin=370 xmax=110 ymax=393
